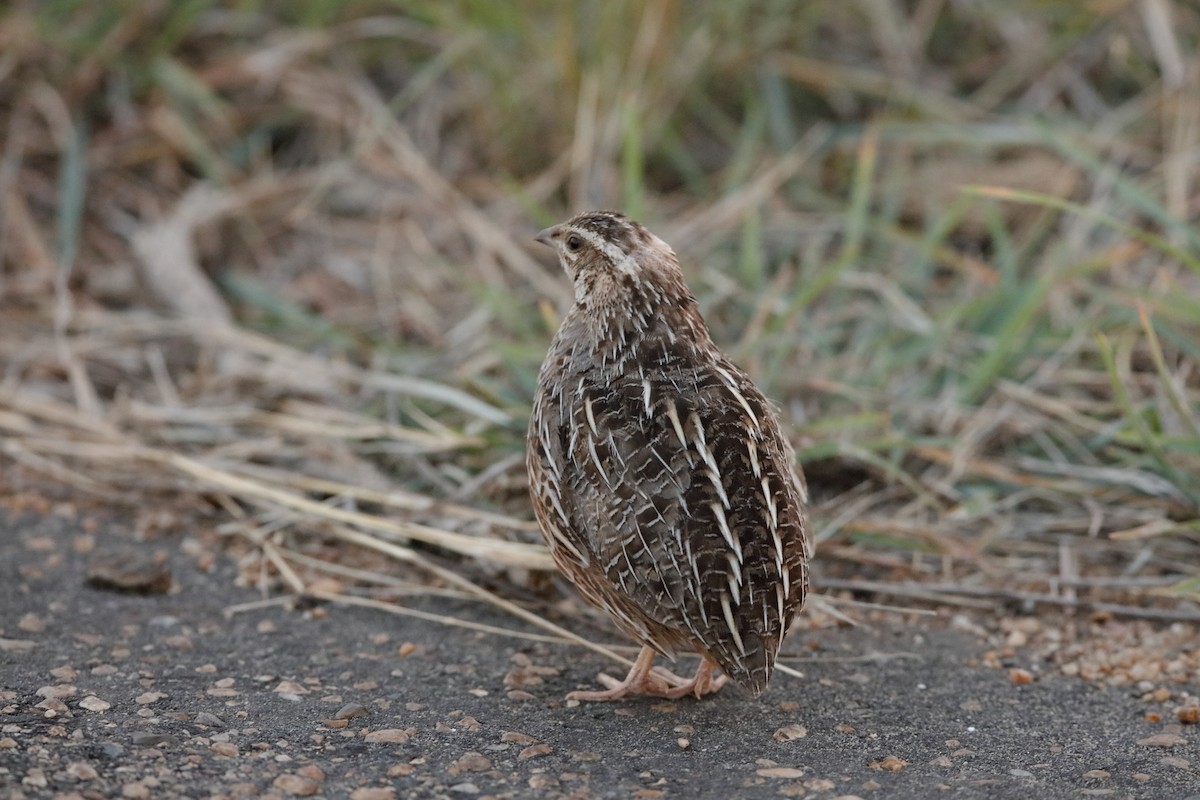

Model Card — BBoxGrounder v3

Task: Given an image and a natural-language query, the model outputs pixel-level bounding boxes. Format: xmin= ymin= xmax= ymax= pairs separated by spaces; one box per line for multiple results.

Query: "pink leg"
xmin=567 ymin=649 xmax=729 ymax=702
xmin=659 ymin=656 xmax=729 ymax=700
xmin=568 ymin=645 xmax=671 ymax=702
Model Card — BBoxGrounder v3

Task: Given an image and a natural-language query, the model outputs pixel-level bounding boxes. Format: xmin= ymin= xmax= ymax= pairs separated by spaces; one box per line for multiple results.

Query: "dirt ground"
xmin=1 ymin=508 xmax=1198 ymax=800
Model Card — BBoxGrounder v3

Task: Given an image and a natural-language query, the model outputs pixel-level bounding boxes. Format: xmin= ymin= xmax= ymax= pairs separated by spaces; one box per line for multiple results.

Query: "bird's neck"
xmin=557 ymin=284 xmax=713 ymax=375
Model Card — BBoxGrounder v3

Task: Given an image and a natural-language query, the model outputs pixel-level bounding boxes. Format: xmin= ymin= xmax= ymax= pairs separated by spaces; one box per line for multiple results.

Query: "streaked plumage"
xmin=528 ymin=210 xmax=812 ymax=701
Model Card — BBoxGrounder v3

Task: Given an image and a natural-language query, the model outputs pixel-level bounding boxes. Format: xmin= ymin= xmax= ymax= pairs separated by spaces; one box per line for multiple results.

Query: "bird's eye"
xmin=566 ymin=235 xmax=584 ymax=252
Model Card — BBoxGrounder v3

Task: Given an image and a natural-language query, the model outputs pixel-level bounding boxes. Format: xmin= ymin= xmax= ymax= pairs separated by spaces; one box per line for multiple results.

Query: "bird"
xmin=527 ymin=210 xmax=812 ymax=701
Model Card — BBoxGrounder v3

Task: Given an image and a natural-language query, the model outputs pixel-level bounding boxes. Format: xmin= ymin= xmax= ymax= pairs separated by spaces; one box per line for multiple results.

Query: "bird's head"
xmin=535 ymin=211 xmax=685 ymax=307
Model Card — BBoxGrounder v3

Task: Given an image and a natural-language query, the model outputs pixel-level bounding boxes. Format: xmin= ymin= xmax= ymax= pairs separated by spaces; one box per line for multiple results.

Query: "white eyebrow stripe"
xmin=569 ymin=227 xmax=640 ymax=276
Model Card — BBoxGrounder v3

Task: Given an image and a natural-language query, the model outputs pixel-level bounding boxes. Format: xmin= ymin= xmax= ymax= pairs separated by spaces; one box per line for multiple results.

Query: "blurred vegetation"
xmin=1 ymin=0 xmax=1198 ymax=612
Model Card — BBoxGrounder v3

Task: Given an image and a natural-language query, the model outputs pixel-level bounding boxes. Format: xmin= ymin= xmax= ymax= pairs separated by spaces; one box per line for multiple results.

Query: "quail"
xmin=528 ymin=210 xmax=812 ymax=701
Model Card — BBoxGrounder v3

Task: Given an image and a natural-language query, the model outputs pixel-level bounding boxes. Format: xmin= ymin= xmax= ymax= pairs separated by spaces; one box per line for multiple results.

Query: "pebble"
xmin=335 ymin=703 xmax=370 ymax=720
xmin=79 ymin=695 xmax=112 ymax=712
xmin=773 ymin=725 xmax=808 ymax=741
xmin=350 ymin=789 xmax=397 ymax=800
xmin=1138 ymin=733 xmax=1185 ymax=747
xmin=131 ymin=734 xmax=178 ymax=747
xmin=448 ymin=751 xmax=492 ymax=773
xmin=273 ymin=773 xmax=321 ymax=796
xmin=519 ymin=744 xmax=553 ymax=760
xmin=501 ymin=731 xmax=538 ymax=745
xmin=870 ymin=755 xmax=908 ymax=772
xmin=364 ymin=729 xmax=410 ymax=744
xmin=757 ymin=767 xmax=805 ymax=779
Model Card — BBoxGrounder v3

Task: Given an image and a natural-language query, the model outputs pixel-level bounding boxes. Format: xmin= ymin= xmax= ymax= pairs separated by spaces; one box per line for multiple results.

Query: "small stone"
xmin=335 ymin=703 xmax=370 ymax=720
xmin=19 ymin=613 xmax=46 ymax=633
xmin=1083 ymin=770 xmax=1110 ymax=779
xmin=449 ymin=752 xmax=492 ymax=773
xmin=211 ymin=742 xmax=239 ymax=757
xmin=572 ymin=751 xmax=601 ymax=762
xmin=350 ymin=789 xmax=396 ymax=800
xmin=929 ymin=756 xmax=952 ymax=767
xmin=1009 ymin=668 xmax=1034 ymax=685
xmin=501 ymin=731 xmax=538 ymax=746
xmin=449 ymin=783 xmax=479 ymax=794
xmin=50 ymin=665 xmax=78 ymax=681
xmin=135 ymin=692 xmax=166 ymax=705
xmin=86 ymin=551 xmax=171 ymax=594
xmin=1009 ymin=768 xmax=1033 ymax=778
xmin=676 ymin=738 xmax=689 ymax=748
xmin=757 ymin=767 xmax=806 ymax=779
xmin=273 ymin=774 xmax=321 ymax=796
xmin=388 ymin=764 xmax=416 ymax=777
xmin=297 ymin=765 xmax=326 ymax=781
xmin=122 ymin=781 xmax=150 ymax=799
xmin=870 ymin=756 xmax=908 ymax=772
xmin=1161 ymin=757 xmax=1190 ymax=769
xmin=274 ymin=680 xmax=309 ymax=695
xmin=37 ymin=684 xmax=77 ymax=699
xmin=1138 ymin=733 xmax=1185 ymax=748
xmin=1177 ymin=706 xmax=1199 ymax=725
xmin=529 ymin=774 xmax=559 ymax=789
xmin=773 ymin=725 xmax=808 ymax=741
xmin=805 ymin=778 xmax=836 ymax=791
xmin=79 ymin=695 xmax=111 ymax=712
xmin=66 ymin=761 xmax=99 ymax=780
xmin=364 ymin=728 xmax=411 ymax=744
xmin=195 ymin=712 xmax=225 ymax=727
xmin=131 ymin=733 xmax=177 ymax=747
xmin=519 ymin=743 xmax=553 ymax=760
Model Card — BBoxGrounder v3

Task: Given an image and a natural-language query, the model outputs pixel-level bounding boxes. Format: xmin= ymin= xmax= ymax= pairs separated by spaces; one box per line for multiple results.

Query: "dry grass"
xmin=1 ymin=2 xmax=1199 ymax=666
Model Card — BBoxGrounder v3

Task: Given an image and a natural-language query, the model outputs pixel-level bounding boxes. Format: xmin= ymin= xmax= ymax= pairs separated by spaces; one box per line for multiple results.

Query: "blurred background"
xmin=1 ymin=1 xmax=1198 ymax=637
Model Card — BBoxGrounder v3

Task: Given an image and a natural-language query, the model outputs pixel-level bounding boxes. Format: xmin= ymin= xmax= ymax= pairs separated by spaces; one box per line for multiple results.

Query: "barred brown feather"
xmin=528 ymin=210 xmax=812 ymax=700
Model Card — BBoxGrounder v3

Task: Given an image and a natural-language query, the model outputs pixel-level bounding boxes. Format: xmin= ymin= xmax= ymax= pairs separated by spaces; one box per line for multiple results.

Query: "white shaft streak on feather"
xmin=720 ymin=592 xmax=746 ymax=656
xmin=725 ymin=552 xmax=742 ymax=604
xmin=586 ymin=436 xmax=609 ymax=487
xmin=714 ymin=365 xmax=759 ymax=430
xmin=642 ymin=379 xmax=652 ymax=417
xmin=710 ymin=502 xmax=743 ymax=564
xmin=762 ymin=477 xmax=778 ymax=530
xmin=664 ymin=399 xmax=694 ymax=468
xmin=747 ymin=436 xmax=761 ymax=478
xmin=775 ymin=583 xmax=786 ymax=624
xmin=689 ymin=412 xmax=730 ymax=508
xmin=583 ymin=393 xmax=598 ymax=436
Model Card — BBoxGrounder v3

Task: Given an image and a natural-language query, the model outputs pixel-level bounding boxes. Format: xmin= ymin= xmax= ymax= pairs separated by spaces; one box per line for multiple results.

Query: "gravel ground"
xmin=1 ymin=507 xmax=1198 ymax=800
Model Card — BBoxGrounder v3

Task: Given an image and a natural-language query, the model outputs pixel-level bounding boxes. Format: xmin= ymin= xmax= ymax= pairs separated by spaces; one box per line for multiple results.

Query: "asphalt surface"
xmin=1 ymin=508 xmax=1198 ymax=799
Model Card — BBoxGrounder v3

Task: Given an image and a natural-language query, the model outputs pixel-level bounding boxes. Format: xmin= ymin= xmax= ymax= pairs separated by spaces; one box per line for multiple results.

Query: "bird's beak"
xmin=535 ymin=226 xmax=555 ymax=247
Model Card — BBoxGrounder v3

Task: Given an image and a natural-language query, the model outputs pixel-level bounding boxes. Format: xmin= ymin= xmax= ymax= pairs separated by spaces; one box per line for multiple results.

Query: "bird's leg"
xmin=659 ymin=655 xmax=729 ymax=700
xmin=568 ymin=646 xmax=676 ymax=702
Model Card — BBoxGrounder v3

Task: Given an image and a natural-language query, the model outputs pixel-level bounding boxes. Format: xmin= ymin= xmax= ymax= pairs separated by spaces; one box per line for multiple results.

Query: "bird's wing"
xmin=542 ymin=360 xmax=808 ymax=692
